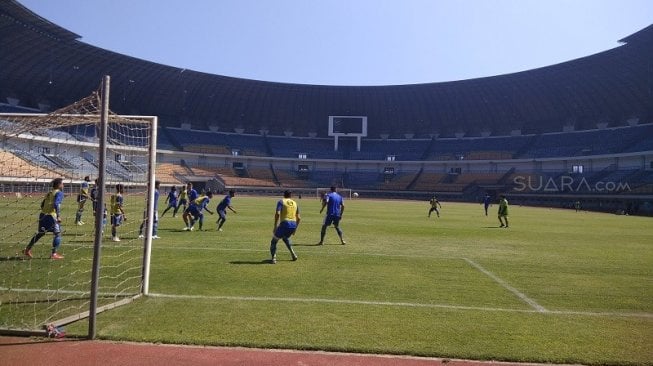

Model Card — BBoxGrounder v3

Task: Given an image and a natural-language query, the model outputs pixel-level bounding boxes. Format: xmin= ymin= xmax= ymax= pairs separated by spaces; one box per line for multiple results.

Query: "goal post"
xmin=0 ymin=76 xmax=157 ymax=339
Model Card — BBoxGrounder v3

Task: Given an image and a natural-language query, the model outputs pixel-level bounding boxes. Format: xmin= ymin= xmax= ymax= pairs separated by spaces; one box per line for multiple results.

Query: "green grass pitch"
xmin=3 ymin=194 xmax=652 ymax=364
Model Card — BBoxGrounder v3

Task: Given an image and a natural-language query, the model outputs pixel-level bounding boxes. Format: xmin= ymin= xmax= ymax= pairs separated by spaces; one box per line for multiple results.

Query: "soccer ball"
xmin=352 ymin=192 xmax=359 ymax=198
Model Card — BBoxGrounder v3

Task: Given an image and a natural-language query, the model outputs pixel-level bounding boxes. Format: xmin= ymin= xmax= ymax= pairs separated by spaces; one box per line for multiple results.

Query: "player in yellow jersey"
xmin=269 ymin=190 xmax=300 ymax=264
xmin=23 ymin=178 xmax=65 ymax=259
xmin=110 ymin=184 xmax=126 ymax=241
xmin=183 ymin=191 xmax=214 ymax=231
xmin=428 ymin=195 xmax=441 ymax=218
xmin=175 ymin=184 xmax=189 ymax=217
xmin=75 ymin=176 xmax=91 ymax=225
xmin=498 ymin=194 xmax=509 ymax=228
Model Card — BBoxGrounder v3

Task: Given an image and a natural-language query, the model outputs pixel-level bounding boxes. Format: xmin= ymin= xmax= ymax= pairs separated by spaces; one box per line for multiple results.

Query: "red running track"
xmin=0 ymin=336 xmax=557 ymax=366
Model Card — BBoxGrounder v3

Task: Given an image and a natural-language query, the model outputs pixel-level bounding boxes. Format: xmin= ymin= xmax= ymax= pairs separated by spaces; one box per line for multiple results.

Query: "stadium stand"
xmin=1 ymin=0 xmax=651 ymax=214
xmin=379 ymin=172 xmax=420 ymax=191
xmin=1 ymin=0 xmax=651 ymax=138
xmin=155 ymin=163 xmax=185 ymax=184
xmin=0 ymin=150 xmax=61 ymax=179
xmin=166 ymin=128 xmax=268 ymax=156
xmin=267 ymin=135 xmax=344 ymax=159
xmin=273 ymin=169 xmax=314 ymax=188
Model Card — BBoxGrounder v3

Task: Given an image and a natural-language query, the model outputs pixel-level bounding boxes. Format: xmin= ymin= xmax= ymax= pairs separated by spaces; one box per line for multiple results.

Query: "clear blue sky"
xmin=18 ymin=0 xmax=652 ymax=86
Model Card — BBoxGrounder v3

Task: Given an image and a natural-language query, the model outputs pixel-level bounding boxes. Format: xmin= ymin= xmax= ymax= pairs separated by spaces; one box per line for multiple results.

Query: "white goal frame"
xmin=0 ymin=76 xmax=158 ymax=340
xmin=316 ymin=187 xmax=353 ymax=200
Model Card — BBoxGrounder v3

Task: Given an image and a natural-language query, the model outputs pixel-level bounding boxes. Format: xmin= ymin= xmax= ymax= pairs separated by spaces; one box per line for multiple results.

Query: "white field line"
xmin=463 ymin=257 xmax=547 ymax=313
xmin=3 ymin=287 xmax=651 ymax=319
xmin=148 ymin=292 xmax=653 ymax=319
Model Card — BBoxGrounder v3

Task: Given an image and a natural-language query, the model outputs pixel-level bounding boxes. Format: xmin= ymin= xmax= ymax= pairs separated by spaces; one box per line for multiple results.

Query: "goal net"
xmin=0 ymin=78 xmax=157 ymax=338
xmin=316 ymin=187 xmax=353 ymax=200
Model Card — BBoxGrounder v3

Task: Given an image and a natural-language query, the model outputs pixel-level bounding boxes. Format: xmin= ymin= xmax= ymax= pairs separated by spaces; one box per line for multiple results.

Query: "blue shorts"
xmin=323 ymin=214 xmax=341 ymax=227
xmin=111 ymin=214 xmax=123 ymax=226
xmin=274 ymin=220 xmax=297 ymax=239
xmin=188 ymin=206 xmax=203 ymax=220
xmin=178 ymin=199 xmax=188 ymax=206
xmin=37 ymin=213 xmax=60 ymax=234
xmin=218 ymin=209 xmax=227 ymax=220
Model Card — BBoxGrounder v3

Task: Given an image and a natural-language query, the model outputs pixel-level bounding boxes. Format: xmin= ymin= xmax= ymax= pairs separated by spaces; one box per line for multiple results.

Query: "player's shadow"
xmin=230 ymin=260 xmax=271 ymax=265
xmin=0 ymin=256 xmax=31 ymax=262
xmin=483 ymin=226 xmax=503 ymax=229
xmin=292 ymin=242 xmax=323 ymax=247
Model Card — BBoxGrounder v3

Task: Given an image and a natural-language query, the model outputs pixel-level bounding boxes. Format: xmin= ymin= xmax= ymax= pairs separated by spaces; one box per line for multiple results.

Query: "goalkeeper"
xmin=75 ymin=176 xmax=91 ymax=225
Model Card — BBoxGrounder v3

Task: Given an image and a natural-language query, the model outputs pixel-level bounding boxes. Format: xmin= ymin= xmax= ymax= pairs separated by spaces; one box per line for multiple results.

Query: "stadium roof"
xmin=1 ymin=0 xmax=651 ymax=137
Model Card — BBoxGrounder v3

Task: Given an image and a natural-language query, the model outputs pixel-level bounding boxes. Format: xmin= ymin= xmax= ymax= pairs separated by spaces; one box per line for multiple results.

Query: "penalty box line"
xmin=3 ymin=287 xmax=651 ymax=319
xmin=463 ymin=257 xmax=547 ymax=313
xmin=147 ymin=293 xmax=653 ymax=319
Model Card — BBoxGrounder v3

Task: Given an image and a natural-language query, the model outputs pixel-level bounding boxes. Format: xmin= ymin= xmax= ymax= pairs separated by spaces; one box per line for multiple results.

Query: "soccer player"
xmin=90 ymin=178 xmax=99 ymax=215
xmin=187 ymin=182 xmax=198 ymax=203
xmin=110 ymin=184 xmax=126 ymax=242
xmin=89 ymin=179 xmax=107 ymax=231
xmin=75 ymin=176 xmax=91 ymax=225
xmin=483 ymin=193 xmax=492 ymax=216
xmin=139 ymin=180 xmax=161 ymax=239
xmin=22 ymin=177 xmax=65 ymax=259
xmin=428 ymin=195 xmax=441 ymax=218
xmin=216 ymin=190 xmax=237 ymax=231
xmin=175 ymin=185 xmax=188 ymax=217
xmin=181 ymin=183 xmax=199 ymax=228
xmin=498 ymin=194 xmax=509 ymax=228
xmin=160 ymin=185 xmax=178 ymax=217
xmin=183 ymin=191 xmax=214 ymax=231
xmin=318 ymin=186 xmax=346 ymax=245
xmin=269 ymin=190 xmax=299 ymax=264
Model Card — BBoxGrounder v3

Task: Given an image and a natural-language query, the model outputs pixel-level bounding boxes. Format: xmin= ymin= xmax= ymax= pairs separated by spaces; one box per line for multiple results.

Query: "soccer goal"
xmin=316 ymin=187 xmax=353 ymax=200
xmin=0 ymin=76 xmax=157 ymax=339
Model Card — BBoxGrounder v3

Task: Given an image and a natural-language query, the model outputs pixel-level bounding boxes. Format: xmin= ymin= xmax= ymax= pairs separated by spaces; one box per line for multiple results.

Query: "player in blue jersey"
xmin=160 ymin=185 xmax=178 ymax=217
xmin=183 ymin=191 xmax=214 ymax=231
xmin=216 ymin=190 xmax=237 ymax=231
xmin=269 ymin=190 xmax=300 ymax=264
xmin=139 ymin=181 xmax=161 ymax=239
xmin=318 ymin=186 xmax=346 ymax=245
xmin=90 ymin=178 xmax=99 ymax=215
xmin=482 ymin=193 xmax=492 ymax=216
xmin=75 ymin=176 xmax=91 ymax=225
xmin=23 ymin=178 xmax=65 ymax=259
xmin=186 ymin=182 xmax=198 ymax=204
xmin=110 ymin=184 xmax=126 ymax=242
xmin=181 ymin=182 xmax=199 ymax=229
xmin=89 ymin=178 xmax=107 ymax=230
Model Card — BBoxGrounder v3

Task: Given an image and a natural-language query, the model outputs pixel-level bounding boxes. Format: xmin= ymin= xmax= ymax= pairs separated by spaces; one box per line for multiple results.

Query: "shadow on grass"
xmin=230 ymin=260 xmax=271 ymax=265
xmin=0 ymin=256 xmax=28 ymax=261
xmin=292 ymin=243 xmax=324 ymax=247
